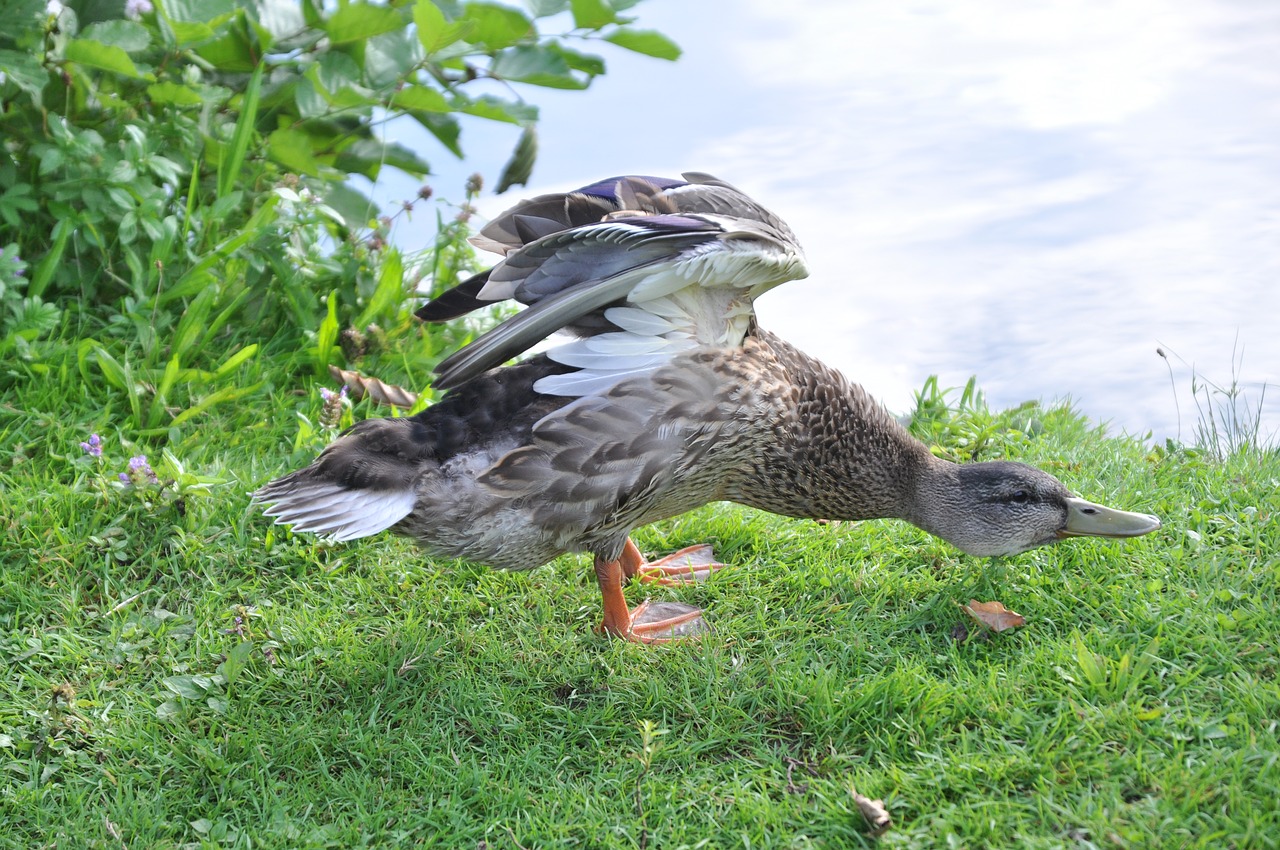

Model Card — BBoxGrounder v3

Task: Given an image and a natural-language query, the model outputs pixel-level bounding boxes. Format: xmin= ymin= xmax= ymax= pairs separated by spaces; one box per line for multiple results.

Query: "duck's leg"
xmin=620 ymin=539 xmax=726 ymax=586
xmin=594 ymin=540 xmax=712 ymax=643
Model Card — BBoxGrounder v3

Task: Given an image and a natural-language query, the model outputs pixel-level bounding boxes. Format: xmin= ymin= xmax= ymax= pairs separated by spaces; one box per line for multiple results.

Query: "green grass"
xmin=3 ymin=346 xmax=1279 ymax=850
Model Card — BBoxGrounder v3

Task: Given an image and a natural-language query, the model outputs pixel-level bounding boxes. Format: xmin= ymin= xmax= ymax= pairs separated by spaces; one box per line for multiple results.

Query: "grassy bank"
xmin=3 ymin=349 xmax=1277 ymax=849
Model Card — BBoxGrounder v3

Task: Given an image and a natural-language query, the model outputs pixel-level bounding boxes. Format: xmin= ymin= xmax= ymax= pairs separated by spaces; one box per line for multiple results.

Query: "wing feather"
xmin=420 ymin=173 xmax=807 ymax=396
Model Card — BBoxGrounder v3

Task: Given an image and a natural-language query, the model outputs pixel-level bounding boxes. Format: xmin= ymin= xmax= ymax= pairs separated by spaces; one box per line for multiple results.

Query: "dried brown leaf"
xmin=329 ymin=366 xmax=419 ymax=410
xmin=851 ymin=788 xmax=891 ymax=835
xmin=959 ymin=599 xmax=1026 ymax=633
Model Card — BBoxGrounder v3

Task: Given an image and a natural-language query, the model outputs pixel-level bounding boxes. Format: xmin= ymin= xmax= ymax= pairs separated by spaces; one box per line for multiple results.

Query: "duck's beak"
xmin=1058 ymin=497 xmax=1162 ymax=540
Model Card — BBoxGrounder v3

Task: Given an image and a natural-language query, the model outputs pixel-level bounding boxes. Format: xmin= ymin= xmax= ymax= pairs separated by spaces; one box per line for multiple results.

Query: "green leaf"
xmin=168 ymin=381 xmax=264 ymax=426
xmin=365 ymin=28 xmax=424 ymax=87
xmin=217 ymin=62 xmax=263 ymax=198
xmin=569 ymin=0 xmax=615 ymax=29
xmin=464 ymin=2 xmax=534 ymax=49
xmin=604 ymin=28 xmax=680 ymax=60
xmin=414 ymin=112 xmax=463 ymax=158
xmin=326 ymin=3 xmax=406 ymax=45
xmin=489 ymin=45 xmax=586 ymax=88
xmin=167 ymin=20 xmax=216 ymax=46
xmin=304 ymin=54 xmax=377 ymax=109
xmin=335 ymin=137 xmax=433 ymax=179
xmin=163 ymin=674 xmax=213 ymax=699
xmin=316 ymin=289 xmax=340 ymax=376
xmin=0 ymin=0 xmax=45 ymax=41
xmin=200 ymin=287 xmax=254 ymax=346
xmin=313 ymin=51 xmax=364 ymax=93
xmin=195 ymin=18 xmax=257 ymax=72
xmin=170 ymin=285 xmax=217 ymax=362
xmin=356 ymin=248 xmax=404 ymax=328
xmin=28 ymin=219 xmax=71 ymax=300
xmin=549 ymin=44 xmax=605 ymax=75
xmin=163 ymin=0 xmax=240 ymax=23
xmin=213 ymin=343 xmax=259 ymax=377
xmin=323 ymin=183 xmax=377 ymax=229
xmin=148 ymin=354 xmax=184 ymax=428
xmin=391 ymin=84 xmax=451 ymax=113
xmin=146 ymin=81 xmax=206 ymax=106
xmin=63 ymin=38 xmax=155 ymax=80
xmin=90 ymin=345 xmax=129 ymax=391
xmin=330 ymin=86 xmax=379 ymax=110
xmin=266 ymin=128 xmax=325 ymax=176
xmin=80 ymin=20 xmax=151 ymax=53
xmin=156 ymin=699 xmax=182 ymax=720
xmin=218 ymin=641 xmax=254 ymax=686
xmin=495 ymin=125 xmax=537 ymax=193
xmin=414 ymin=0 xmax=471 ymax=54
xmin=0 ymin=48 xmax=49 ymax=104
xmin=255 ymin=0 xmax=309 ymax=43
xmin=413 ymin=0 xmax=448 ymax=50
xmin=327 ymin=137 xmax=384 ymax=180
xmin=454 ymin=94 xmax=538 ymax=125
xmin=293 ymin=77 xmax=328 ymax=118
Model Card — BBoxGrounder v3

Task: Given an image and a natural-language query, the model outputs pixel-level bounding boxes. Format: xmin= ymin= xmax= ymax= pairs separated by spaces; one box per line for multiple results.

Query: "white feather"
xmin=584 ymin=332 xmax=672 ymax=353
xmin=535 ymin=363 xmax=669 ymax=397
xmin=547 ymin=334 xmax=671 ymax=371
xmin=260 ymin=483 xmax=416 ymax=542
xmin=603 ymin=306 xmax=679 ymax=335
xmin=627 ymin=266 xmax=702 ymax=302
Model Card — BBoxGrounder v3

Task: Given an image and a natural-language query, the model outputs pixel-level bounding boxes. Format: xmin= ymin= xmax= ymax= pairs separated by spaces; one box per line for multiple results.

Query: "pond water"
xmin=382 ymin=0 xmax=1280 ymax=445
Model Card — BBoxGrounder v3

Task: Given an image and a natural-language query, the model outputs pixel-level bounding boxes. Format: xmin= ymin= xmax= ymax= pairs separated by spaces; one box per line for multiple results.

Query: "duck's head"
xmin=918 ymin=460 xmax=1161 ymax=557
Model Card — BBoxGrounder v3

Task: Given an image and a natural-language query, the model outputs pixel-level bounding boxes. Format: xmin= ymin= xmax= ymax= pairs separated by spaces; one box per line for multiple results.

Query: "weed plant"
xmin=1158 ymin=343 xmax=1273 ymax=461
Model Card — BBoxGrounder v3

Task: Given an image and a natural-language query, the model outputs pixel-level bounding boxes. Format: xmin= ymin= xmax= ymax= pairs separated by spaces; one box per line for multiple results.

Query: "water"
xmin=378 ymin=0 xmax=1280 ymax=445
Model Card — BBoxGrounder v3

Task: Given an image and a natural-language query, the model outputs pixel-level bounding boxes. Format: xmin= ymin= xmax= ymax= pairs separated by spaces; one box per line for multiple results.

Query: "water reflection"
xmin=385 ymin=0 xmax=1279 ymax=445
xmin=714 ymin=0 xmax=1280 ymax=444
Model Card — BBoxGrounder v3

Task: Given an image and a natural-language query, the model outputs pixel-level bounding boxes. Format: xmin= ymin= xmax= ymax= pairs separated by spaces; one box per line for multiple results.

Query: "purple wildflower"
xmin=80 ymin=433 xmax=103 ymax=457
xmin=320 ymin=386 xmax=349 ymax=430
xmin=124 ymin=0 xmax=153 ymax=19
xmin=122 ymin=454 xmax=160 ymax=485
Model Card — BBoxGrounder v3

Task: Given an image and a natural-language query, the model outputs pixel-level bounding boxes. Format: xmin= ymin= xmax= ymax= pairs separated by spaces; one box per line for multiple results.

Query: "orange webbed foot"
xmin=594 ymin=540 xmax=722 ymax=644
xmin=631 ymin=543 xmax=726 ymax=586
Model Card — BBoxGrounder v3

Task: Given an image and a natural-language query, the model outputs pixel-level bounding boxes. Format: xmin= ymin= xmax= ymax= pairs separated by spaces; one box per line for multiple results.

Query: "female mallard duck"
xmin=255 ymin=173 xmax=1160 ymax=643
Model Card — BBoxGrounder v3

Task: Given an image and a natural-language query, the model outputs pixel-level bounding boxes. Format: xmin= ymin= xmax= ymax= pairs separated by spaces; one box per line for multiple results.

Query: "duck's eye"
xmin=1009 ymin=489 xmax=1030 ymax=504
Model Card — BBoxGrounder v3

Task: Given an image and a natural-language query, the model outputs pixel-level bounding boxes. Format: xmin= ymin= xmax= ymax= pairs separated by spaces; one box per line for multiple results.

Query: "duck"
xmin=254 ymin=173 xmax=1161 ymax=643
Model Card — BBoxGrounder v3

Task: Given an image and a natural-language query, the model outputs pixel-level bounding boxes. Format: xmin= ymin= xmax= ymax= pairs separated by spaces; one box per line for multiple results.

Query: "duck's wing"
xmin=412 ymin=269 xmax=492 ymax=324
xmin=426 ymin=174 xmax=807 ymax=393
xmin=415 ymin=175 xmax=672 ymax=323
xmin=432 ymin=214 xmax=726 ymax=390
xmin=416 ymin=173 xmax=803 ymax=325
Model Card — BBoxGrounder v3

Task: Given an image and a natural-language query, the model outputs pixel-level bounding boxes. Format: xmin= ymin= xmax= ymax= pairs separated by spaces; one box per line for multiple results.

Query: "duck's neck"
xmin=728 ymin=331 xmax=951 ymax=525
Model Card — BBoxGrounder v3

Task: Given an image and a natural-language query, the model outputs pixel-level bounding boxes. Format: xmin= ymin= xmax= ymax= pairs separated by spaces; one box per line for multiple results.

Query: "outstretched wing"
xmin=421 ymin=173 xmax=807 ymax=395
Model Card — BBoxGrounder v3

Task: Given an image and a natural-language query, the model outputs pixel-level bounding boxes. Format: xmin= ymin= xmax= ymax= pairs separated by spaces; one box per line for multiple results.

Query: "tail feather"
xmin=254 ymin=476 xmax=416 ymax=542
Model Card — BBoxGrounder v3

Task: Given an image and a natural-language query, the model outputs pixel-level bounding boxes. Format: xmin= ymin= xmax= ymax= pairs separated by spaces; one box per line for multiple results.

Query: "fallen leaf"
xmin=959 ymin=599 xmax=1026 ymax=633
xmin=851 ymin=788 xmax=891 ymax=835
xmin=329 ymin=365 xmax=419 ymax=409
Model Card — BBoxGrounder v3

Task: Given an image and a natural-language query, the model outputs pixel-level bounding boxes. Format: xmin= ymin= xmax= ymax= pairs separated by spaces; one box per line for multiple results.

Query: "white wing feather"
xmin=258 ymin=483 xmax=416 ymax=542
